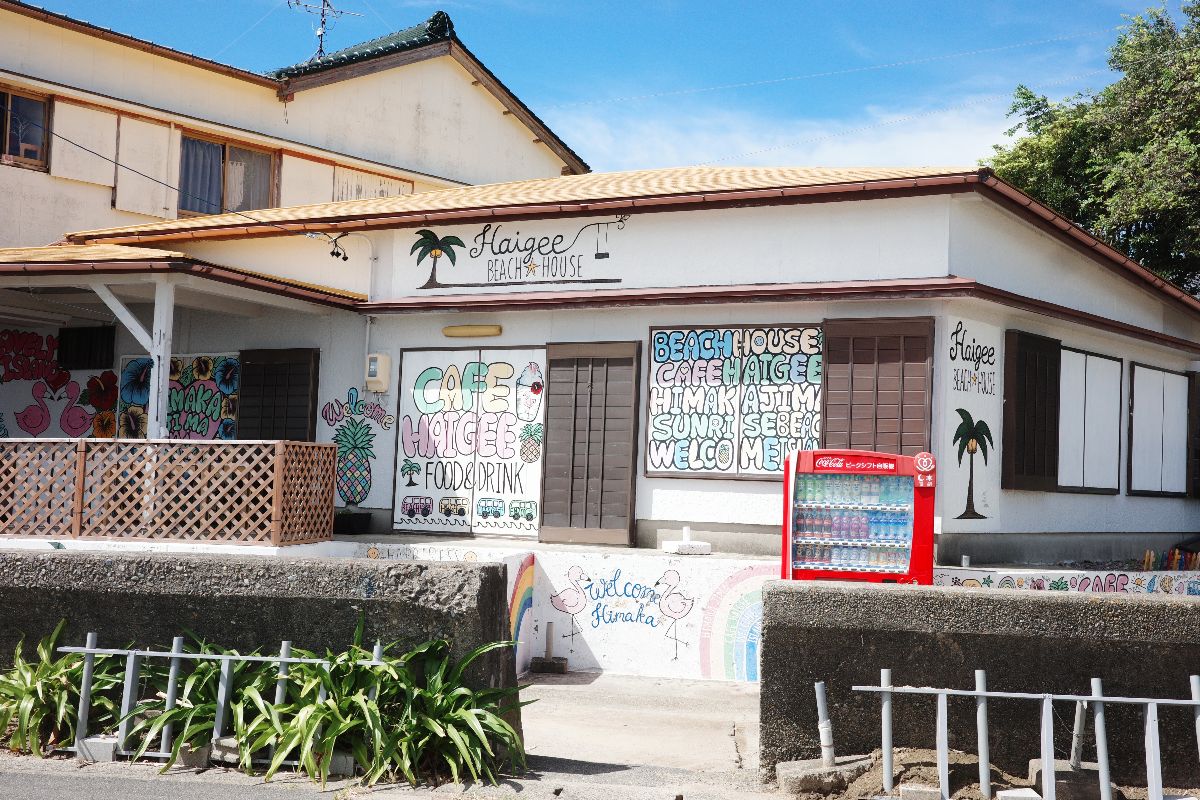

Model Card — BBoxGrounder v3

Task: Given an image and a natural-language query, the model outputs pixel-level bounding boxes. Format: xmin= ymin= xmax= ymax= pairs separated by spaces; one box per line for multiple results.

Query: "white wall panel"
xmin=333 ymin=166 xmax=412 ymax=202
xmin=1131 ymin=366 xmax=1165 ymax=492
xmin=1057 ymin=349 xmax=1086 ymax=488
xmin=49 ymin=101 xmax=117 ymax=186
xmin=1162 ymin=372 xmax=1189 ymax=494
xmin=279 ymin=155 xmax=334 ymax=208
xmin=114 ymin=117 xmax=172 ymax=218
xmin=1082 ymin=355 xmax=1121 ymax=490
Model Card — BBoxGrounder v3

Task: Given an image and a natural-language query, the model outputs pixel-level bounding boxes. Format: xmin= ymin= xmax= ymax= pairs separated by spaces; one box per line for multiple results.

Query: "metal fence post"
xmin=881 ymin=669 xmax=894 ymax=794
xmin=936 ymin=692 xmax=950 ymax=800
xmin=814 ymin=681 xmax=835 ymax=767
xmin=1070 ymin=700 xmax=1088 ymax=769
xmin=1144 ymin=702 xmax=1163 ymax=800
xmin=273 ymin=641 xmax=292 ymax=706
xmin=368 ymin=641 xmax=384 ymax=702
xmin=975 ymin=670 xmax=991 ymax=800
xmin=1091 ymin=678 xmax=1112 ymax=800
xmin=1190 ymin=675 xmax=1200 ymax=766
xmin=116 ymin=651 xmax=142 ymax=752
xmin=1040 ymin=696 xmax=1057 ymax=800
xmin=159 ymin=636 xmax=184 ymax=755
xmin=211 ymin=658 xmax=233 ymax=744
xmin=73 ymin=632 xmax=98 ymax=759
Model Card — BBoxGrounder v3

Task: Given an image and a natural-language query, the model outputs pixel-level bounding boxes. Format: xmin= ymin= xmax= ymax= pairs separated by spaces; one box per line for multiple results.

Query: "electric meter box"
xmin=365 ymin=353 xmax=390 ymax=392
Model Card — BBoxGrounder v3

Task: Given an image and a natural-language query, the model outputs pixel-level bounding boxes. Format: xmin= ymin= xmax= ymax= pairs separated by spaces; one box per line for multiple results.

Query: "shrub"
xmin=0 ymin=620 xmax=123 ymax=755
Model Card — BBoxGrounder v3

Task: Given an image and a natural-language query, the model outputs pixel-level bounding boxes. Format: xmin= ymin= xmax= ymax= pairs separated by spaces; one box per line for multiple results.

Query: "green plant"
xmin=124 ymin=635 xmax=275 ymax=770
xmin=0 ymin=620 xmax=122 ymax=755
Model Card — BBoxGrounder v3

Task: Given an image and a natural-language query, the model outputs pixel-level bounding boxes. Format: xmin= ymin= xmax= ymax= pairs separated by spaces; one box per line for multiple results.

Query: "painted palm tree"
xmin=411 ymin=229 xmax=465 ymax=289
xmin=401 ymin=458 xmax=421 ymax=487
xmin=952 ymin=408 xmax=993 ymax=520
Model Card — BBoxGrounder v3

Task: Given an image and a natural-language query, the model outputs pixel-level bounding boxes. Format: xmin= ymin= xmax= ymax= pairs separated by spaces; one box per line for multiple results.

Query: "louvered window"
xmin=821 ymin=318 xmax=933 ymax=456
xmin=540 ymin=343 xmax=639 ymax=544
xmin=1001 ymin=330 xmax=1061 ymax=490
xmin=237 ymin=348 xmax=320 ymax=441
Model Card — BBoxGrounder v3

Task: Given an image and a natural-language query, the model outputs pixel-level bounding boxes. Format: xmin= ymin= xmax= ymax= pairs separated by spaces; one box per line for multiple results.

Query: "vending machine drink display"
xmin=781 ymin=449 xmax=936 ymax=585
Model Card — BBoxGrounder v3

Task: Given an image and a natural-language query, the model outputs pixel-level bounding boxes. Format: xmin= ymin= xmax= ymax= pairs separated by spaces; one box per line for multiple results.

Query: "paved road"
xmin=0 ymin=673 xmax=776 ymax=799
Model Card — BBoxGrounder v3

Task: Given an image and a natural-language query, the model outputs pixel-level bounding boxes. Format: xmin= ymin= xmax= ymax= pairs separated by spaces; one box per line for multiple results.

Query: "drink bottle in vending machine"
xmin=782 ymin=449 xmax=936 ymax=585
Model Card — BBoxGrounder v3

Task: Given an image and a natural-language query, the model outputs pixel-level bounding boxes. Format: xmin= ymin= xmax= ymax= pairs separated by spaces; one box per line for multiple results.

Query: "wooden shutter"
xmin=821 ymin=318 xmax=933 ymax=456
xmin=1001 ymin=330 xmax=1061 ymax=490
xmin=237 ymin=348 xmax=320 ymax=441
xmin=540 ymin=342 xmax=639 ymax=545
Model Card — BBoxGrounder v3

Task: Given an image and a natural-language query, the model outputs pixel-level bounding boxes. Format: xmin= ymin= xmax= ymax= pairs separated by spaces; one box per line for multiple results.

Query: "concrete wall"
xmin=0 ymin=550 xmax=516 ymax=694
xmin=760 ymin=580 xmax=1200 ymax=785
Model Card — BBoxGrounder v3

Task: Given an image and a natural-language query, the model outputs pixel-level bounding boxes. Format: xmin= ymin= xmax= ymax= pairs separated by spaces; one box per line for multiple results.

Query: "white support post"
xmin=147 ymin=280 xmax=175 ymax=438
xmin=88 ymin=284 xmax=152 ymax=351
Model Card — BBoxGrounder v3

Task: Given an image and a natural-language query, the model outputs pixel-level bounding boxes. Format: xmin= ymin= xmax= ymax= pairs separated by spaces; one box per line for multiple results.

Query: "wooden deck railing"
xmin=0 ymin=439 xmax=335 ymax=545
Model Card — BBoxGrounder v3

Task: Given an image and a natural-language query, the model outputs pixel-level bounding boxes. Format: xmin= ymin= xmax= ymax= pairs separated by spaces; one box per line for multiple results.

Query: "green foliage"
xmin=400 ymin=458 xmax=421 ymax=477
xmin=333 ymin=418 xmax=376 ymax=459
xmin=987 ymin=3 xmax=1200 ymax=290
xmin=952 ymin=408 xmax=994 ymax=465
xmin=0 ymin=620 xmax=123 ymax=756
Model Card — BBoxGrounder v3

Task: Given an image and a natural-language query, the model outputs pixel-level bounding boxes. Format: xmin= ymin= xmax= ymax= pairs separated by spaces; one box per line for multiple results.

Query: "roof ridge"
xmin=267 ymin=10 xmax=454 ymax=80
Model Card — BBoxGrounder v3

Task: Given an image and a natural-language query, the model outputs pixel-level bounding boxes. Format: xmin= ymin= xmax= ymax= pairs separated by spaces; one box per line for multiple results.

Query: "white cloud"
xmin=544 ymin=99 xmax=1017 ymax=172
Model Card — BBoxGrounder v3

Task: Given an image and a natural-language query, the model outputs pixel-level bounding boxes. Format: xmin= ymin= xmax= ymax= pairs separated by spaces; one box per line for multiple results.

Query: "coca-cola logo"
xmin=814 ymin=456 xmax=844 ymax=469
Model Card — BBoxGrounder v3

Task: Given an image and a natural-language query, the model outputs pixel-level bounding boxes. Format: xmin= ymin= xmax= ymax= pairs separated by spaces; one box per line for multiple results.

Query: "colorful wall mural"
xmin=646 ymin=326 xmax=822 ymax=477
xmin=698 ymin=564 xmax=776 ymax=682
xmin=393 ymin=348 xmax=546 ymax=536
xmin=117 ymin=354 xmax=239 ymax=439
xmin=936 ymin=567 xmax=1200 ymax=596
xmin=320 ymin=387 xmax=395 ymax=507
xmin=941 ymin=318 xmax=1002 ymax=525
xmin=0 ymin=328 xmax=116 ymax=439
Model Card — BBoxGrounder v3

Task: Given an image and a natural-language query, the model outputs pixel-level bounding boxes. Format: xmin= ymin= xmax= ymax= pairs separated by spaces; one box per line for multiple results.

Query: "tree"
xmin=401 ymin=458 xmax=421 ymax=487
xmin=952 ymin=409 xmax=993 ymax=520
xmin=986 ymin=3 xmax=1200 ymax=292
xmin=410 ymin=229 xmax=465 ymax=289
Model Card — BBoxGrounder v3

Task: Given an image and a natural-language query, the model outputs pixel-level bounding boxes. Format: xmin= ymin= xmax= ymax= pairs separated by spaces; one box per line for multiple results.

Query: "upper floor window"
xmin=179 ymin=134 xmax=274 ymax=215
xmin=0 ymin=90 xmax=48 ymax=168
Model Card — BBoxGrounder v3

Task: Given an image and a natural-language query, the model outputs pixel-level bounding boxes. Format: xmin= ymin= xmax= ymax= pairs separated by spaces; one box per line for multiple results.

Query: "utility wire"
xmin=213 ymin=0 xmax=289 ymax=59
xmin=545 ymin=28 xmax=1116 ymax=109
xmin=0 ymin=100 xmax=343 ymax=250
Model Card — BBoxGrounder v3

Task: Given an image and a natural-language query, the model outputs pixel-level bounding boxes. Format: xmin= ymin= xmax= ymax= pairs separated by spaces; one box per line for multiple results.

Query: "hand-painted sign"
xmin=320 ymin=387 xmax=395 ymax=507
xmin=118 ymin=354 xmax=239 ymax=439
xmin=646 ymin=326 xmax=822 ymax=477
xmin=394 ymin=348 xmax=546 ymax=536
xmin=943 ymin=319 xmax=1002 ymax=523
xmin=0 ymin=329 xmax=116 ymax=439
xmin=409 ymin=216 xmax=628 ymax=290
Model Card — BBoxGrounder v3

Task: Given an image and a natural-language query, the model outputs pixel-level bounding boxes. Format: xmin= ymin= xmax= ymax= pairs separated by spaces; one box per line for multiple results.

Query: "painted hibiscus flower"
xmin=213 ymin=357 xmax=240 ymax=396
xmin=169 ymin=357 xmax=184 ymax=381
xmin=220 ymin=395 xmax=237 ymax=420
xmin=217 ymin=418 xmax=236 ymax=440
xmin=118 ymin=406 xmax=147 ymax=439
xmin=86 ymin=371 xmax=118 ymax=412
xmin=120 ymin=358 xmax=153 ymax=407
xmin=192 ymin=356 xmax=215 ymax=382
xmin=91 ymin=410 xmax=116 ymax=439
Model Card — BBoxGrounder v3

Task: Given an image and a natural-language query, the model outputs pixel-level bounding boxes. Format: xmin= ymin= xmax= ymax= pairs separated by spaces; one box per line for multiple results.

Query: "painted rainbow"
xmin=509 ymin=554 xmax=535 ymax=640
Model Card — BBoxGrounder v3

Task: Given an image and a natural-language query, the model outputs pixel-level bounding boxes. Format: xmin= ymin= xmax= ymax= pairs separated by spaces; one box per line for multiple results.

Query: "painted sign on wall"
xmin=942 ymin=318 xmax=1002 ymax=524
xmin=394 ymin=348 xmax=546 ymax=536
xmin=936 ymin=566 xmax=1200 ymax=597
xmin=320 ymin=387 xmax=395 ymax=507
xmin=0 ymin=328 xmax=116 ymax=439
xmin=118 ymin=354 xmax=239 ymax=439
xmin=646 ymin=326 xmax=822 ymax=477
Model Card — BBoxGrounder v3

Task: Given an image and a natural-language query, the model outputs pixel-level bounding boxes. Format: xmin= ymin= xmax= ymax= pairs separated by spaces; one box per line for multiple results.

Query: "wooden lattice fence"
xmin=0 ymin=439 xmax=334 ymax=545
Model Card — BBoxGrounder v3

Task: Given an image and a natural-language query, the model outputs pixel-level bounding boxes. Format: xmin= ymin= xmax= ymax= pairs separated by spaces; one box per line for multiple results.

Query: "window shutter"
xmin=1001 ymin=330 xmax=1061 ymax=490
xmin=821 ymin=318 xmax=932 ymax=456
xmin=236 ymin=348 xmax=320 ymax=441
xmin=56 ymin=326 xmax=115 ymax=370
xmin=1189 ymin=373 xmax=1199 ymax=498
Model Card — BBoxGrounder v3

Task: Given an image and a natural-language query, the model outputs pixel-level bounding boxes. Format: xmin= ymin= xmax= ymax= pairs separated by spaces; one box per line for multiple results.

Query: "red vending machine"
xmin=781 ymin=449 xmax=936 ymax=585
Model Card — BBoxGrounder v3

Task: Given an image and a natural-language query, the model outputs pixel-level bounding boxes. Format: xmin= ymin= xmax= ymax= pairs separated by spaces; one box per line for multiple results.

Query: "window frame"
xmin=1126 ymin=361 xmax=1192 ymax=499
xmin=1055 ymin=346 xmax=1123 ymax=495
xmin=177 ymin=130 xmax=278 ymax=217
xmin=0 ymin=86 xmax=51 ymax=171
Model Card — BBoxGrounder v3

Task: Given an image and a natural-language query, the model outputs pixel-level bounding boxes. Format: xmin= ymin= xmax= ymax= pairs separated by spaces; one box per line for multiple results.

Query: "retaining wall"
xmin=0 ymin=550 xmax=516 ymax=695
xmin=760 ymin=580 xmax=1200 ymax=786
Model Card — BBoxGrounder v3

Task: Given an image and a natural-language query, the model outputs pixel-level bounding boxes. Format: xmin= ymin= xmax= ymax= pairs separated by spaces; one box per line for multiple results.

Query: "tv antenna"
xmin=287 ymin=0 xmax=361 ymax=60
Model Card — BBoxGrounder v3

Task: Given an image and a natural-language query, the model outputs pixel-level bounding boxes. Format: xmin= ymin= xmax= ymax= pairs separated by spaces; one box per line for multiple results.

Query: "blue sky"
xmin=35 ymin=1 xmax=1184 ymax=171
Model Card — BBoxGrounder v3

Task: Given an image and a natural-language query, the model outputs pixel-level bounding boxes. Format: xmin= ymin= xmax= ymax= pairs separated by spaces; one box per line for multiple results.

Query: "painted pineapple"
xmin=333 ymin=417 xmax=376 ymax=506
xmin=519 ymin=423 xmax=544 ymax=463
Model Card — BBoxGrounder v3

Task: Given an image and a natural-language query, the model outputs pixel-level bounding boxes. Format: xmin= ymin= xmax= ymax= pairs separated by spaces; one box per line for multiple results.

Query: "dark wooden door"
xmin=237 ymin=348 xmax=321 ymax=441
xmin=821 ymin=318 xmax=933 ymax=456
xmin=540 ymin=343 xmax=639 ymax=545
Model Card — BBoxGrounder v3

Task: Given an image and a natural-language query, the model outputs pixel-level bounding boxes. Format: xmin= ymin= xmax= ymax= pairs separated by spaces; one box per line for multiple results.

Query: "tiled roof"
xmin=268 ymin=11 xmax=454 ymax=80
xmin=0 ymin=244 xmax=185 ymax=262
xmin=67 ymin=166 xmax=975 ymax=242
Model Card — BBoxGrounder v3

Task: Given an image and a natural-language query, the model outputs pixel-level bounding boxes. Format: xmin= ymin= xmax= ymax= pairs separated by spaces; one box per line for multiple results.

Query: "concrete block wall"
xmin=760 ymin=580 xmax=1200 ymax=786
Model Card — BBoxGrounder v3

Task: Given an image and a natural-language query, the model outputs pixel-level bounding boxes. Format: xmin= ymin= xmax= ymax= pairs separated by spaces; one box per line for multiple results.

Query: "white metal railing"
xmin=63 ymin=632 xmax=389 ymax=763
xmin=851 ymin=670 xmax=1200 ymax=800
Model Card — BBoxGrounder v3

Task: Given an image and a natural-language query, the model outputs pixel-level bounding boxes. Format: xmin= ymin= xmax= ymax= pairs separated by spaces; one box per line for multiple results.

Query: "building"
xmin=0 ymin=0 xmax=585 ymax=248
xmin=0 ymin=166 xmax=1195 ymax=566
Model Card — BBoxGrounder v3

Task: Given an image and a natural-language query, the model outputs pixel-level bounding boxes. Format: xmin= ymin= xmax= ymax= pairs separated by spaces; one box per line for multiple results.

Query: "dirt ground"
xmin=795 ymin=748 xmax=1200 ymax=800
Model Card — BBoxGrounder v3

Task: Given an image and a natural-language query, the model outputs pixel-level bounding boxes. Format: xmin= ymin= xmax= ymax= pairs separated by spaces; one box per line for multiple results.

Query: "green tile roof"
xmin=268 ymin=11 xmax=454 ymax=80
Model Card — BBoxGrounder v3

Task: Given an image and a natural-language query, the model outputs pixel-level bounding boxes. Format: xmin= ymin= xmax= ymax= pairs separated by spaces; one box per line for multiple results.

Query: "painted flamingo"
xmin=57 ymin=382 xmax=93 ymax=437
xmin=549 ymin=566 xmax=590 ymax=643
xmin=15 ymin=381 xmax=50 ymax=436
xmin=654 ymin=570 xmax=694 ymax=661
